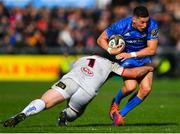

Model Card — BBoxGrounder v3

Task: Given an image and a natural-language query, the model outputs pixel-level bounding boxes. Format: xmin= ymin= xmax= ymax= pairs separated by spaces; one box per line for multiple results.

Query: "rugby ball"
xmin=108 ymin=35 xmax=125 ymax=49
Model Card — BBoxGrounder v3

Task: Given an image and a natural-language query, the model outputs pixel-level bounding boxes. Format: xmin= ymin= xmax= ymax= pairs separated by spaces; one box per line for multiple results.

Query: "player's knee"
xmin=139 ymin=86 xmax=151 ymax=97
xmin=41 ymin=96 xmax=59 ymax=109
xmin=63 ymin=107 xmax=78 ymax=122
xmin=123 ymin=83 xmax=136 ymax=93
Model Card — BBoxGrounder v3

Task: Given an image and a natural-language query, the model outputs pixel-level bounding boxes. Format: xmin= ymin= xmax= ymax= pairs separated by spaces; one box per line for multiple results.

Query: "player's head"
xmin=132 ymin=6 xmax=149 ymax=32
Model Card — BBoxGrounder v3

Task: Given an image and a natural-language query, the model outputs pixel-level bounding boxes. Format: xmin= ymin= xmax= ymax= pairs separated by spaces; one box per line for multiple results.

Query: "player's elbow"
xmin=145 ymin=48 xmax=156 ymax=56
xmin=150 ymin=49 xmax=156 ymax=56
xmin=97 ymin=37 xmax=101 ymax=46
xmin=97 ymin=31 xmax=108 ymax=47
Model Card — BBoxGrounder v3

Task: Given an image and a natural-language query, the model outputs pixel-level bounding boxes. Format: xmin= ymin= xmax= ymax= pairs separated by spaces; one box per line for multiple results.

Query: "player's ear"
xmin=132 ymin=16 xmax=137 ymax=23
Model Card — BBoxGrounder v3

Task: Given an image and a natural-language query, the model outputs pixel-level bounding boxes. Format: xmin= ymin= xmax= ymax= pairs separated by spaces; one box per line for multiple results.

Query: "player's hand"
xmin=115 ymin=52 xmax=131 ymax=60
xmin=109 ymin=44 xmax=124 ymax=55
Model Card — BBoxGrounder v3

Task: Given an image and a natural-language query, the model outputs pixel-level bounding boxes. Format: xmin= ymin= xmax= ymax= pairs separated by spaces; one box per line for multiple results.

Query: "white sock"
xmin=21 ymin=99 xmax=45 ymax=116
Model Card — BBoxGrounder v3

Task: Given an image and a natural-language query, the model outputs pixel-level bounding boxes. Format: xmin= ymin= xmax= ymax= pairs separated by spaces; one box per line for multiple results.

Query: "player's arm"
xmin=122 ymin=66 xmax=154 ymax=78
xmin=116 ymin=39 xmax=158 ymax=60
xmin=97 ymin=31 xmax=124 ymax=55
xmin=135 ymin=39 xmax=158 ymax=57
xmin=111 ymin=62 xmax=153 ymax=78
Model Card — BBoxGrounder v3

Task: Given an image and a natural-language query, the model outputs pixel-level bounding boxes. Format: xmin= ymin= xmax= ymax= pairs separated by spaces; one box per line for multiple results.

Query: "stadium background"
xmin=0 ymin=0 xmax=180 ymax=132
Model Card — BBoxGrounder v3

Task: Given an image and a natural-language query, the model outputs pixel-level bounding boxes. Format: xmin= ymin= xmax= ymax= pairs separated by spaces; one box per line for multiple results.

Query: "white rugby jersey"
xmin=62 ymin=55 xmax=124 ymax=96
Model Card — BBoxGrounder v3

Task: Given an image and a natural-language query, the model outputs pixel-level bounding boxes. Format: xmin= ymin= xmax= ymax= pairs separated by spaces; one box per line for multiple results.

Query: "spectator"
xmin=0 ymin=0 xmax=179 ymax=53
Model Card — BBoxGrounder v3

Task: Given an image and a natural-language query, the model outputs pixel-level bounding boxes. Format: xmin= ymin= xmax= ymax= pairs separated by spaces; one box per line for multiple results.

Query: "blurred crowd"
xmin=0 ymin=0 xmax=180 ymax=54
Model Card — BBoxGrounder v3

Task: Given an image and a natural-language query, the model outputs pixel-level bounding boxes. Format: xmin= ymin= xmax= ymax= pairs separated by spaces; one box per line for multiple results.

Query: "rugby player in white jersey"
xmin=2 ymin=55 xmax=153 ymax=127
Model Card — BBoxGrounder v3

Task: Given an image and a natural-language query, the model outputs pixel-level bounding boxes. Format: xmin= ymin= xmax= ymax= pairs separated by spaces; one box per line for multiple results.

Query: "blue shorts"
xmin=118 ymin=57 xmax=152 ymax=68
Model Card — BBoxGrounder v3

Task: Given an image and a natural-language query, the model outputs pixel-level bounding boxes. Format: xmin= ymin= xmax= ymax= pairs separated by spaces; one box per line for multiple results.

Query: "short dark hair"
xmin=133 ymin=6 xmax=149 ymax=17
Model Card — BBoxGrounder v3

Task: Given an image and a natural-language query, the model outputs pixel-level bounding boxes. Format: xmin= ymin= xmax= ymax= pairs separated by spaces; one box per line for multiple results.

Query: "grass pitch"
xmin=0 ymin=78 xmax=180 ymax=133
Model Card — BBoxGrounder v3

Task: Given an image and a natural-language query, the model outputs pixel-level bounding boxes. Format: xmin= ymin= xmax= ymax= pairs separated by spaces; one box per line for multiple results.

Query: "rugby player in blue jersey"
xmin=97 ymin=6 xmax=158 ymax=126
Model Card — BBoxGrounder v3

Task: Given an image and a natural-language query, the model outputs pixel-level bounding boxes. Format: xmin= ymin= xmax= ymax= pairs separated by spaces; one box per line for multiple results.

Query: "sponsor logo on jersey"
xmin=124 ymin=32 xmax=131 ymax=36
xmin=81 ymin=67 xmax=94 ymax=77
xmin=56 ymin=81 xmax=66 ymax=89
xmin=126 ymin=39 xmax=144 ymax=43
xmin=142 ymin=33 xmax=146 ymax=37
xmin=151 ymin=29 xmax=158 ymax=37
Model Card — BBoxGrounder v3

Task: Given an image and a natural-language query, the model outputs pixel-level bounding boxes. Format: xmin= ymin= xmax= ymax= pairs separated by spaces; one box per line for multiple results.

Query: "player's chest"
xmin=122 ymin=30 xmax=147 ymax=40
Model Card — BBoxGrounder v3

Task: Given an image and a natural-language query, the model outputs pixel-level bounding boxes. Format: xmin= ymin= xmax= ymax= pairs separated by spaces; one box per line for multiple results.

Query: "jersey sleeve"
xmin=147 ymin=18 xmax=159 ymax=40
xmin=111 ymin=62 xmax=124 ymax=76
xmin=105 ymin=19 xmax=127 ymax=38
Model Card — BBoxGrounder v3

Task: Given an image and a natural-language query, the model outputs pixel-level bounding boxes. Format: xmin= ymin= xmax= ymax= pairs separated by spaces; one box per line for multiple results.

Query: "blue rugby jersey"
xmin=105 ymin=17 xmax=158 ymax=53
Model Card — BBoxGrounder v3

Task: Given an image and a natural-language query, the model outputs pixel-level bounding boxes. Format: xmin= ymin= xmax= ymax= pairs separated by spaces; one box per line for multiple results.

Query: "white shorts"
xmin=68 ymin=87 xmax=94 ymax=113
xmin=51 ymin=78 xmax=95 ymax=112
xmin=52 ymin=78 xmax=79 ymax=99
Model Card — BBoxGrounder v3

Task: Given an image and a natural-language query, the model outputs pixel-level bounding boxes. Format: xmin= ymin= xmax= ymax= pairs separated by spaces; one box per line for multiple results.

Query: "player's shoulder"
xmin=148 ymin=17 xmax=158 ymax=28
xmin=113 ymin=17 xmax=132 ymax=30
xmin=147 ymin=17 xmax=159 ymax=39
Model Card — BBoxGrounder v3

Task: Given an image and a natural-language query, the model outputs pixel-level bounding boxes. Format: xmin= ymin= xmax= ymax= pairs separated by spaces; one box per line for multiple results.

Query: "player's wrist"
xmin=130 ymin=52 xmax=137 ymax=57
xmin=107 ymin=47 xmax=112 ymax=54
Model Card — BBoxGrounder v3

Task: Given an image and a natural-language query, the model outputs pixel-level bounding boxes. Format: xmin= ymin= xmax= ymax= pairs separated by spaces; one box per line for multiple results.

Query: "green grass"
xmin=0 ymin=78 xmax=180 ymax=133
